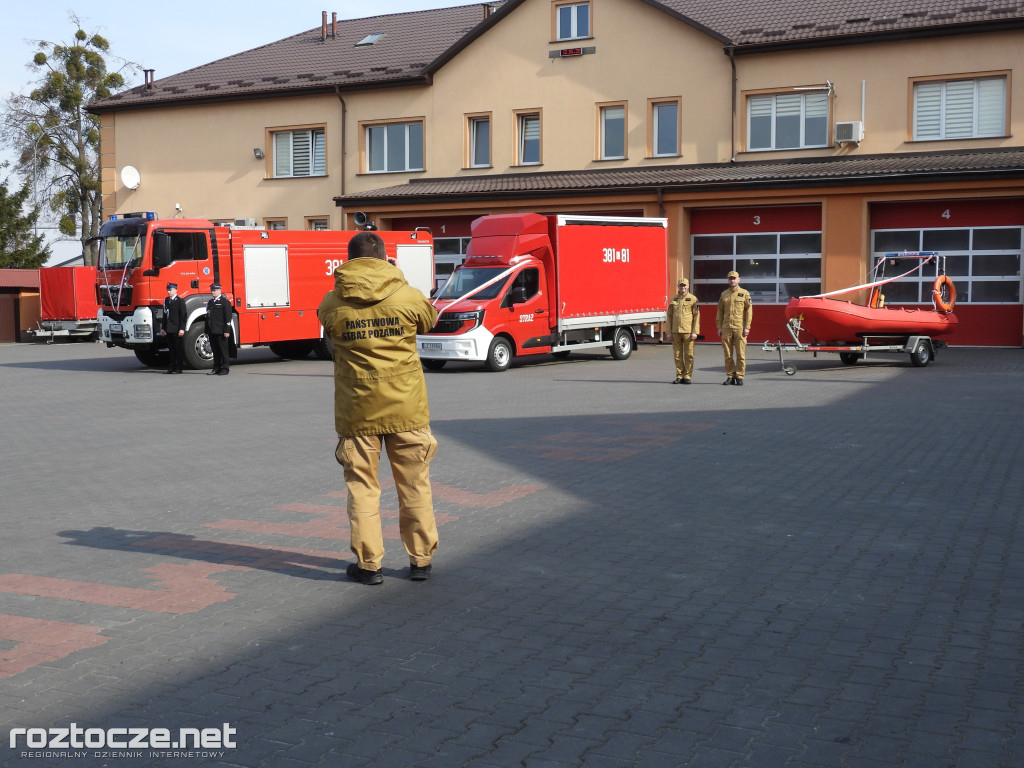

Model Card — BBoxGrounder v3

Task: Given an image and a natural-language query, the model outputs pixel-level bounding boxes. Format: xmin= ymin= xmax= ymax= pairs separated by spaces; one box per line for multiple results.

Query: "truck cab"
xmin=418 ymin=213 xmax=668 ymax=371
xmin=96 ymin=213 xmax=224 ymax=367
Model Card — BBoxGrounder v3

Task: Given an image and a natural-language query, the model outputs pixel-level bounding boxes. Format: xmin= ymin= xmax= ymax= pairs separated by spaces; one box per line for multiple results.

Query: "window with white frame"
xmin=913 ymin=76 xmax=1007 ymax=141
xmin=651 ymin=100 xmax=680 ymax=157
xmin=872 ymin=227 xmax=1021 ymax=303
xmin=272 ymin=128 xmax=326 ymax=177
xmin=468 ymin=115 xmax=491 ymax=168
xmin=747 ymin=92 xmax=829 ymax=151
xmin=365 ymin=121 xmax=424 ymax=173
xmin=518 ymin=112 xmax=541 ymax=165
xmin=690 ymin=232 xmax=822 ymax=304
xmin=556 ymin=2 xmax=590 ymax=40
xmin=599 ymin=104 xmax=626 ymax=160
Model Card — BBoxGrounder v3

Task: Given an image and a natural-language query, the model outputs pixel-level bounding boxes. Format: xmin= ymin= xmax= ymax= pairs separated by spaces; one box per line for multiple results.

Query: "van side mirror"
xmin=153 ymin=232 xmax=173 ymax=268
xmin=508 ymin=286 xmax=527 ymax=305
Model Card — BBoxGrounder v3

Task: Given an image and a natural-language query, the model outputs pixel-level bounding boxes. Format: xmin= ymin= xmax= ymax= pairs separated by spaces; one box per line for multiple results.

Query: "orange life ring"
xmin=932 ymin=275 xmax=956 ymax=312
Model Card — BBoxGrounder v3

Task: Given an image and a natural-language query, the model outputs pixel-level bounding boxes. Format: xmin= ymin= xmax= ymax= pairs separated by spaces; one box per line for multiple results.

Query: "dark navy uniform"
xmin=205 ymin=286 xmax=233 ymax=374
xmin=163 ymin=288 xmax=188 ymax=373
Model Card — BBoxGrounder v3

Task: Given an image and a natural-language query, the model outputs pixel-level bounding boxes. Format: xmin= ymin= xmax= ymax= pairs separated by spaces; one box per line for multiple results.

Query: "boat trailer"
xmin=763 ymin=317 xmax=947 ymax=375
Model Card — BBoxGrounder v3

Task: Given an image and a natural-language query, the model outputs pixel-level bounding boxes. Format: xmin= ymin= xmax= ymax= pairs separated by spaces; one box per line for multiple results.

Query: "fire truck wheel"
xmin=422 ymin=359 xmax=447 ymax=370
xmin=610 ymin=328 xmax=633 ymax=360
xmin=485 ymin=337 xmax=513 ymax=372
xmin=269 ymin=341 xmax=313 ymax=359
xmin=313 ymin=338 xmax=334 ymax=360
xmin=134 ymin=345 xmax=169 ymax=368
xmin=183 ymin=324 xmax=214 ymax=370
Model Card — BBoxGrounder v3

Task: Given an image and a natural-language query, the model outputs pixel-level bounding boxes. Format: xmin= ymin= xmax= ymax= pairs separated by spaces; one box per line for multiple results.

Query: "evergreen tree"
xmin=0 ymin=177 xmax=50 ymax=269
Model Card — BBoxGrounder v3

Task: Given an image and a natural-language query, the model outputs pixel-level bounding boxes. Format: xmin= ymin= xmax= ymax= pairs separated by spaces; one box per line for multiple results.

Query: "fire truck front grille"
xmin=100 ymin=285 xmax=133 ymax=307
xmin=430 ymin=318 xmax=465 ymax=334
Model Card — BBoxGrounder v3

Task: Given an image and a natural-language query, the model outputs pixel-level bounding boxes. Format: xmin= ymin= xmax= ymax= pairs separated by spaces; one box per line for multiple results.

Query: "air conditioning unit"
xmin=835 ymin=121 xmax=864 ymax=144
xmin=233 ymin=217 xmax=258 ymax=227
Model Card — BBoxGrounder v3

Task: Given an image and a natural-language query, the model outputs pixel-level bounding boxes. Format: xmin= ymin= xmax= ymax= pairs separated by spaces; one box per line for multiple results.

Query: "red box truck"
xmin=95 ymin=213 xmax=433 ymax=369
xmin=32 ymin=266 xmax=100 ymax=341
xmin=417 ymin=213 xmax=669 ymax=371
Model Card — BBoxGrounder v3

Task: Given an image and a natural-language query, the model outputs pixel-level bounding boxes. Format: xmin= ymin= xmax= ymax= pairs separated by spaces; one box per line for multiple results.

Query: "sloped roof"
xmin=91 ymin=0 xmax=1024 ymax=112
xmin=0 ymin=269 xmax=41 ymax=289
xmin=90 ymin=4 xmax=499 ymax=111
xmin=334 ymin=147 xmax=1024 ymax=205
xmin=654 ymin=0 xmax=1024 ymax=49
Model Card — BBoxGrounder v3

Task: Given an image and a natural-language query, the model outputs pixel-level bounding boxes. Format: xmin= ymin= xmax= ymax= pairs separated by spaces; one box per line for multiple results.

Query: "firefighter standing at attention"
xmin=317 ymin=231 xmax=440 ymax=586
xmin=717 ymin=270 xmax=753 ymax=385
xmin=665 ymin=278 xmax=700 ymax=384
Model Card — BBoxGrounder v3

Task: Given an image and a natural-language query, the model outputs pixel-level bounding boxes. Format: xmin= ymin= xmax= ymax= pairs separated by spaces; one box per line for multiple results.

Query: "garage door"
xmin=690 ymin=205 xmax=822 ymax=305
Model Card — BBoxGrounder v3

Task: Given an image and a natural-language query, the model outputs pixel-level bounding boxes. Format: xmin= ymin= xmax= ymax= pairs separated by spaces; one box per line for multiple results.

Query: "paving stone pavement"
xmin=0 ymin=339 xmax=1021 ymax=768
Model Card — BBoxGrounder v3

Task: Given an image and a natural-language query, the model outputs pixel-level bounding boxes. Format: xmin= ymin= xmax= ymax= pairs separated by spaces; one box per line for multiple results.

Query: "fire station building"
xmin=90 ymin=0 xmax=1024 ymax=346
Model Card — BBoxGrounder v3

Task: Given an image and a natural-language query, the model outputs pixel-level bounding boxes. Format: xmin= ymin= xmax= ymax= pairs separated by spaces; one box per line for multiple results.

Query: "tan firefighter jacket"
xmin=666 ymin=293 xmax=700 ymax=336
xmin=716 ymin=287 xmax=753 ymax=332
xmin=318 ymin=258 xmax=438 ymax=437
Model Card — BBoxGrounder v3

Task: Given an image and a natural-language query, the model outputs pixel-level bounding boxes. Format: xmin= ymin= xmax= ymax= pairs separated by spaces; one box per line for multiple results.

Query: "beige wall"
xmin=733 ymin=30 xmax=1022 ymax=159
xmin=103 ymin=94 xmax=343 ymax=227
xmin=98 ymin=0 xmax=1024 ymax=229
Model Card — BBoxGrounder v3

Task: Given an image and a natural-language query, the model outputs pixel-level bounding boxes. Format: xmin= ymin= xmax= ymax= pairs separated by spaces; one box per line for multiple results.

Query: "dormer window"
xmin=554 ymin=1 xmax=590 ymax=41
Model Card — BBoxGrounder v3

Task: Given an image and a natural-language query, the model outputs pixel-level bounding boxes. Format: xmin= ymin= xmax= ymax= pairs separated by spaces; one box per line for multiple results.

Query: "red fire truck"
xmin=417 ymin=213 xmax=668 ymax=371
xmin=32 ymin=266 xmax=100 ymax=342
xmin=95 ymin=213 xmax=433 ymax=369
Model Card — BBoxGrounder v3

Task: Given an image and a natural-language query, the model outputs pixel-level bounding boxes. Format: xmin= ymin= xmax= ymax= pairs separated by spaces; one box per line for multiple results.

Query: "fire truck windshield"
xmin=434 ymin=267 xmax=510 ymax=301
xmin=97 ymin=223 xmax=146 ymax=271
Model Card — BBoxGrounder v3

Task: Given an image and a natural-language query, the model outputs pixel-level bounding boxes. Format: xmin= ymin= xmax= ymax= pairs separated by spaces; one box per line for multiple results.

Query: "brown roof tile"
xmin=334 ymin=147 xmax=1024 ymax=204
xmin=91 ymin=4 xmax=498 ymax=111
xmin=654 ymin=0 xmax=1024 ymax=48
xmin=92 ymin=0 xmax=1024 ymax=112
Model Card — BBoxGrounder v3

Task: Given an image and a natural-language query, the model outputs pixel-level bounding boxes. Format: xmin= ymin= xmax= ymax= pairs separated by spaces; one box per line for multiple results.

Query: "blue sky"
xmin=2 ymin=1 xmax=473 ymax=262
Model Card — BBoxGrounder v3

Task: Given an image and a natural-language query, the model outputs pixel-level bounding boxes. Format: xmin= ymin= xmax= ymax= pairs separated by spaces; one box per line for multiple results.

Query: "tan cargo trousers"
xmin=672 ymin=335 xmax=696 ymax=380
xmin=335 ymin=427 xmax=439 ymax=571
xmin=721 ymin=328 xmax=747 ymax=379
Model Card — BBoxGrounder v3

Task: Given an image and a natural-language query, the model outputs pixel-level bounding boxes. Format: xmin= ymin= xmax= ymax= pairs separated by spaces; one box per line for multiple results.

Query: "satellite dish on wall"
xmin=121 ymin=166 xmax=141 ymax=190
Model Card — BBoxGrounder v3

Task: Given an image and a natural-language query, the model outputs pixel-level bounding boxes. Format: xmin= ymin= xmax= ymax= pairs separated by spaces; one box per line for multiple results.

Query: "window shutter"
xmin=291 ymin=130 xmax=312 ymax=176
xmin=977 ymin=78 xmax=1006 ymax=137
xmin=914 ymin=82 xmax=942 ymax=140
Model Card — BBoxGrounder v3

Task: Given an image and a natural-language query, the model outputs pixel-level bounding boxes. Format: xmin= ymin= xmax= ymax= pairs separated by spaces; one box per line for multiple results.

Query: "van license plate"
xmin=421 ymin=343 xmax=442 ymax=350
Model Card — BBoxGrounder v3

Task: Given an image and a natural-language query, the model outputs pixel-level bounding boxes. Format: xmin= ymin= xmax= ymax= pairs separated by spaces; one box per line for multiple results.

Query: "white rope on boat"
xmin=806 ymin=252 xmax=936 ymax=299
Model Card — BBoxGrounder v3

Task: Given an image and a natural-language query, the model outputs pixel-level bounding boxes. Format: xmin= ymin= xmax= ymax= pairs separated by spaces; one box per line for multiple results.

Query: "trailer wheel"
xmin=422 ymin=359 xmax=447 ymax=371
xmin=839 ymin=352 xmax=862 ymax=365
xmin=610 ymin=327 xmax=633 ymax=360
xmin=910 ymin=340 xmax=932 ymax=367
xmin=134 ymin=345 xmax=169 ymax=368
xmin=784 ymin=364 xmax=797 ymax=376
xmin=551 ymin=350 xmax=571 ymax=360
xmin=184 ymin=324 xmax=214 ymax=370
xmin=486 ymin=337 xmax=513 ymax=372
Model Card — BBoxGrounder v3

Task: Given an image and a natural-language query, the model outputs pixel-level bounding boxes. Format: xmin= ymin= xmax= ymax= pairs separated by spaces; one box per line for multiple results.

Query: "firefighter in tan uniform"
xmin=716 ymin=270 xmax=753 ymax=385
xmin=318 ymin=232 xmax=440 ymax=585
xmin=665 ymin=278 xmax=700 ymax=384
